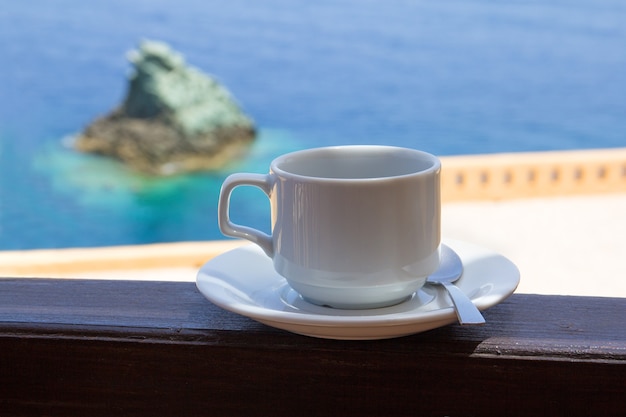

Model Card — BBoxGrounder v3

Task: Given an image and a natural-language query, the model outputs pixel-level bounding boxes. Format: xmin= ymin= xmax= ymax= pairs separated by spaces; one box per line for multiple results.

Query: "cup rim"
xmin=270 ymin=145 xmax=441 ymax=182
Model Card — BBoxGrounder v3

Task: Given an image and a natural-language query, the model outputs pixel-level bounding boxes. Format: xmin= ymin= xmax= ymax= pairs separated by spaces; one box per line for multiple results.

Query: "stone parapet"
xmin=441 ymin=148 xmax=626 ymax=201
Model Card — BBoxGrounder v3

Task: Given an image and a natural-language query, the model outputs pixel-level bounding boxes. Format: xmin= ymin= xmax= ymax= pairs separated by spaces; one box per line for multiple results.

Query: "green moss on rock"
xmin=74 ymin=40 xmax=256 ymax=175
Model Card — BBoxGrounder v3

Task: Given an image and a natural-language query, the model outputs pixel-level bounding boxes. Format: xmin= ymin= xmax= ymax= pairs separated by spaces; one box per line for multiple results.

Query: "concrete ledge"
xmin=0 ymin=240 xmax=246 ymax=277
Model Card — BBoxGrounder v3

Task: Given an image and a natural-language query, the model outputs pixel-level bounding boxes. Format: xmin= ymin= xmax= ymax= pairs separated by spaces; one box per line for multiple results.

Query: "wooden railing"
xmin=1 ymin=279 xmax=625 ymax=416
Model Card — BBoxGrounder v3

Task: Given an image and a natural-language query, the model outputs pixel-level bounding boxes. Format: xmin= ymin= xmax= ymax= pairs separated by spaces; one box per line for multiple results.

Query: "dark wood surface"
xmin=1 ymin=278 xmax=624 ymax=416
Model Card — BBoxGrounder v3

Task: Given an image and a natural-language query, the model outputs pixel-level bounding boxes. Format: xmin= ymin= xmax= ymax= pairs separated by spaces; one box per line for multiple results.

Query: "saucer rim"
xmin=196 ymin=239 xmax=520 ymax=338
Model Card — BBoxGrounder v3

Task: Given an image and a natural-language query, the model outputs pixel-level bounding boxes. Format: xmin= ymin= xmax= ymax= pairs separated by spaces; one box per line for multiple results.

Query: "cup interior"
xmin=274 ymin=146 xmax=438 ymax=180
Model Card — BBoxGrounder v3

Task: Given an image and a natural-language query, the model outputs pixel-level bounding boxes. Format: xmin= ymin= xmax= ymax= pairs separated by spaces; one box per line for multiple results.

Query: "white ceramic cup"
xmin=218 ymin=145 xmax=441 ymax=309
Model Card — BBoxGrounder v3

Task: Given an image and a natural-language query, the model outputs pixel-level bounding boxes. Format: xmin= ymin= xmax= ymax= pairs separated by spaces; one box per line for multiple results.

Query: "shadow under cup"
xmin=269 ymin=146 xmax=441 ymax=309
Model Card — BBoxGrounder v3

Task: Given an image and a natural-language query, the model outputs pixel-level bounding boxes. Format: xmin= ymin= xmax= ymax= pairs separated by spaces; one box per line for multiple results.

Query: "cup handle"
xmin=218 ymin=173 xmax=274 ymax=258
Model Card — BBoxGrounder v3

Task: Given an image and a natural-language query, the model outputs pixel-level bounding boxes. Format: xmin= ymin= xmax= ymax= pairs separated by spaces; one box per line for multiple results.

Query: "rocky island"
xmin=74 ymin=40 xmax=256 ymax=175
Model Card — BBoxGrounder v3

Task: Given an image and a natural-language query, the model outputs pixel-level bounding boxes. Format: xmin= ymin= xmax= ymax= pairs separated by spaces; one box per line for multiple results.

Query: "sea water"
xmin=0 ymin=0 xmax=625 ymax=249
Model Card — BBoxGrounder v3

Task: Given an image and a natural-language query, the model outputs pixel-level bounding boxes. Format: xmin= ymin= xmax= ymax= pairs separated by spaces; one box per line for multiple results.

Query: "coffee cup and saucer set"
xmin=196 ymin=146 xmax=520 ymax=340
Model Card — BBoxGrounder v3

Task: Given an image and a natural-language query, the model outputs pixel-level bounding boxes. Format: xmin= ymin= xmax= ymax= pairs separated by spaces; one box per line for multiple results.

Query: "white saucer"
xmin=196 ymin=239 xmax=520 ymax=340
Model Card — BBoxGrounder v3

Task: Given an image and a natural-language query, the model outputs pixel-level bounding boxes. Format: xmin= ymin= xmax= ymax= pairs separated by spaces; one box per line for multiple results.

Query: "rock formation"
xmin=74 ymin=40 xmax=256 ymax=175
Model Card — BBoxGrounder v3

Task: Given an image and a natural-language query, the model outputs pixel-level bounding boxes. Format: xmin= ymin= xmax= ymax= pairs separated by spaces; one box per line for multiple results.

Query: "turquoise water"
xmin=1 ymin=0 xmax=625 ymax=249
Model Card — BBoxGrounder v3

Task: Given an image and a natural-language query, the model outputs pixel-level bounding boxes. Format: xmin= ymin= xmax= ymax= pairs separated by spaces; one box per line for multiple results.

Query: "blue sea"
xmin=1 ymin=0 xmax=625 ymax=250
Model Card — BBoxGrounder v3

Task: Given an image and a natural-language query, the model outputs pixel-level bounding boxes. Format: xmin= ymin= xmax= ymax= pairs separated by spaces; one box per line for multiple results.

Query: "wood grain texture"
xmin=1 ymin=278 xmax=625 ymax=416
